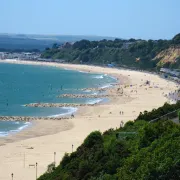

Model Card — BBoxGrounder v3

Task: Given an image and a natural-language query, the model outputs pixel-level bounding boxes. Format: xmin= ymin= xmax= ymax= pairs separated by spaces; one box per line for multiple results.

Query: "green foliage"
xmin=83 ymin=131 xmax=103 ymax=148
xmin=38 ymin=103 xmax=180 ymax=180
xmin=47 ymin=163 xmax=55 ymax=173
xmin=136 ymin=101 xmax=180 ymax=122
xmin=172 ymin=33 xmax=180 ymax=44
xmin=41 ymin=33 xmax=180 ymax=70
xmin=178 ymin=111 xmax=180 ymax=122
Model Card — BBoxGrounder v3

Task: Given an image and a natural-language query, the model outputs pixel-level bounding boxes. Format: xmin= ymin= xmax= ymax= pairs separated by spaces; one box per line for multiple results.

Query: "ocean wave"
xmin=0 ymin=122 xmax=31 ymax=137
xmin=63 ymin=68 xmax=71 ymax=70
xmin=86 ymin=98 xmax=103 ymax=105
xmin=14 ymin=121 xmax=20 ymax=125
xmin=0 ymin=131 xmax=8 ymax=137
xmin=108 ymin=76 xmax=117 ymax=80
xmin=100 ymin=84 xmax=113 ymax=89
xmin=93 ymin=75 xmax=104 ymax=79
xmin=17 ymin=122 xmax=31 ymax=131
xmin=83 ymin=90 xmax=91 ymax=93
xmin=78 ymin=70 xmax=88 ymax=73
xmin=92 ymin=92 xmax=98 ymax=95
xmin=48 ymin=107 xmax=78 ymax=117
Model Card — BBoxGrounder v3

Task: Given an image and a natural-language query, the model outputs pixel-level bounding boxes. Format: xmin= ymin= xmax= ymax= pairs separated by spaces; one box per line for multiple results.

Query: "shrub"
xmin=47 ymin=163 xmax=55 ymax=173
xmin=83 ymin=131 xmax=103 ymax=148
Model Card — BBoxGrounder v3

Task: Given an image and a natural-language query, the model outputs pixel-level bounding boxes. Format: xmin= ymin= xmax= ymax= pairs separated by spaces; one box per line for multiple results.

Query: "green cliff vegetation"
xmin=38 ymin=102 xmax=180 ymax=180
xmin=41 ymin=33 xmax=180 ymax=70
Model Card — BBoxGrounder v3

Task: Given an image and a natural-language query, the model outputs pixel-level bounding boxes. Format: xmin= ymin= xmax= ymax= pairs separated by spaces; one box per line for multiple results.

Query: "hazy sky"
xmin=1 ymin=0 xmax=180 ymax=39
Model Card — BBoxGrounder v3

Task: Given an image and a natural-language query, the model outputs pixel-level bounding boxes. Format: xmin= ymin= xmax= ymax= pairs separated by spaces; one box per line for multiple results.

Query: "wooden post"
xmin=24 ymin=153 xmax=25 ymax=168
xmin=36 ymin=162 xmax=38 ymax=180
xmin=54 ymin=152 xmax=56 ymax=167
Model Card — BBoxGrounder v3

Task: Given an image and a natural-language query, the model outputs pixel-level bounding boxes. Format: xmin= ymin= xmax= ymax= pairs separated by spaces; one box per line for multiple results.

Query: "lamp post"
xmin=24 ymin=153 xmax=25 ymax=168
xmin=72 ymin=144 xmax=74 ymax=153
xmin=36 ymin=162 xmax=38 ymax=180
xmin=54 ymin=152 xmax=56 ymax=167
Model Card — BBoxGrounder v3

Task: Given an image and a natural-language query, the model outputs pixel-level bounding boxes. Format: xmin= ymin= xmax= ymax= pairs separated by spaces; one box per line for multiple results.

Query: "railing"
xmin=149 ymin=108 xmax=180 ymax=123
xmin=117 ymin=132 xmax=137 ymax=139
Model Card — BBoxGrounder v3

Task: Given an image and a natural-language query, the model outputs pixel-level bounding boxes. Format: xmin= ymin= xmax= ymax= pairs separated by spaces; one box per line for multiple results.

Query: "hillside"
xmin=0 ymin=34 xmax=115 ymax=51
xmin=38 ymin=102 xmax=180 ymax=180
xmin=154 ymin=47 xmax=180 ymax=69
xmin=0 ymin=34 xmax=56 ymax=51
xmin=41 ymin=33 xmax=180 ymax=70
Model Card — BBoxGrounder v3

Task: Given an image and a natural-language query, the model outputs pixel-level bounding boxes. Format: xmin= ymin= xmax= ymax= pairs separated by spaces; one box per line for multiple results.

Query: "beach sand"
xmin=0 ymin=59 xmax=178 ymax=180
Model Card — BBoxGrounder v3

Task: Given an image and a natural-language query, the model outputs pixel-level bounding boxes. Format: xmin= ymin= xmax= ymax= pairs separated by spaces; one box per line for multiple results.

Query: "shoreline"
xmin=0 ymin=59 xmax=122 ymax=138
xmin=0 ymin=59 xmax=179 ymax=180
xmin=0 ymin=59 xmax=124 ymax=139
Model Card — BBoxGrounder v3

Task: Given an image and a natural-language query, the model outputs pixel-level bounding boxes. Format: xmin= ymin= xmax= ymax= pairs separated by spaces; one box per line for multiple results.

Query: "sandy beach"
xmin=0 ymin=59 xmax=179 ymax=180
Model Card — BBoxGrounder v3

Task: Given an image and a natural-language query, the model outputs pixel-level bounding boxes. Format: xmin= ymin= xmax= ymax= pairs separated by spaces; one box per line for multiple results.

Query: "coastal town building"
xmin=160 ymin=68 xmax=180 ymax=77
xmin=0 ymin=52 xmax=41 ymax=60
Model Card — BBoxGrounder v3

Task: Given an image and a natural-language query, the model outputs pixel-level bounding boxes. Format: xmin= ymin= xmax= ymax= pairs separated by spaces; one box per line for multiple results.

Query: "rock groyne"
xmin=0 ymin=116 xmax=70 ymax=122
xmin=58 ymin=94 xmax=122 ymax=98
xmin=24 ymin=103 xmax=98 ymax=108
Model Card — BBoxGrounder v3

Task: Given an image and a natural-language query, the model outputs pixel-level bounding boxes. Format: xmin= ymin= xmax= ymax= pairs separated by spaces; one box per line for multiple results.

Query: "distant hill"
xmin=41 ymin=33 xmax=180 ymax=70
xmin=0 ymin=34 xmax=116 ymax=51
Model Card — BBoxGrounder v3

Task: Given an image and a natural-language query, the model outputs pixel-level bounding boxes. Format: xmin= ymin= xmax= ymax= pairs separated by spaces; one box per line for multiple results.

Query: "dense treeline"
xmin=41 ymin=33 xmax=180 ymax=70
xmin=38 ymin=103 xmax=180 ymax=180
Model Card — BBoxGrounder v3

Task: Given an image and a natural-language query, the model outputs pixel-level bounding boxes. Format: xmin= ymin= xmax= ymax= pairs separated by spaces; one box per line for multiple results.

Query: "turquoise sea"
xmin=0 ymin=62 xmax=117 ymax=136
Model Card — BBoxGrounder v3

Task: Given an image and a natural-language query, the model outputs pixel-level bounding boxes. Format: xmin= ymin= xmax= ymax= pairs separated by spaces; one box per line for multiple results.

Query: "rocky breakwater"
xmin=58 ymin=94 xmax=122 ymax=98
xmin=81 ymin=87 xmax=107 ymax=92
xmin=24 ymin=103 xmax=98 ymax=108
xmin=0 ymin=116 xmax=70 ymax=122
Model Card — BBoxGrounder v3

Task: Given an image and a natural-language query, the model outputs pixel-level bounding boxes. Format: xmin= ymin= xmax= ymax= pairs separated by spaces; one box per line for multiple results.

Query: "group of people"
xmin=119 ymin=111 xmax=124 ymax=115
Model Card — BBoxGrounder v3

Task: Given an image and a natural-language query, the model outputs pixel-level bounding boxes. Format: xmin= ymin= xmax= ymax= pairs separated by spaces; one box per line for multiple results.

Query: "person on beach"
xmin=120 ymin=120 xmax=124 ymax=127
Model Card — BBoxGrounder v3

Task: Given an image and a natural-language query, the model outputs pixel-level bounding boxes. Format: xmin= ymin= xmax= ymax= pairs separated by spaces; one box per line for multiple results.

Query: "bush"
xmin=83 ymin=131 xmax=103 ymax=148
xmin=136 ymin=102 xmax=180 ymax=122
xmin=38 ymin=103 xmax=180 ymax=180
xmin=47 ymin=163 xmax=55 ymax=173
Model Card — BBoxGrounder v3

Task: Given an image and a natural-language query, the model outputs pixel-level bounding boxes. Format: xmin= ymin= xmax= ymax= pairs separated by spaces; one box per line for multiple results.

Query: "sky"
xmin=0 ymin=0 xmax=180 ymax=40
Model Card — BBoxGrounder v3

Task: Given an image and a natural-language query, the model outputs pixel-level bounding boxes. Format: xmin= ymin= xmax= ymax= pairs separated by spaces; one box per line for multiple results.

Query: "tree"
xmin=52 ymin=43 xmax=58 ymax=49
xmin=172 ymin=33 xmax=180 ymax=44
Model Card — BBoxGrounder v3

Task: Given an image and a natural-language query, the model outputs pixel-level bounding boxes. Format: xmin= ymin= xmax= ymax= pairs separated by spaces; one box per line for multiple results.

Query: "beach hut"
xmin=107 ymin=64 xmax=115 ymax=68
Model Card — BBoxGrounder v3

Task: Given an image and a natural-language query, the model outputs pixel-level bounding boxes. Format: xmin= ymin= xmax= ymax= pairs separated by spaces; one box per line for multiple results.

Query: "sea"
xmin=0 ymin=62 xmax=117 ymax=136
